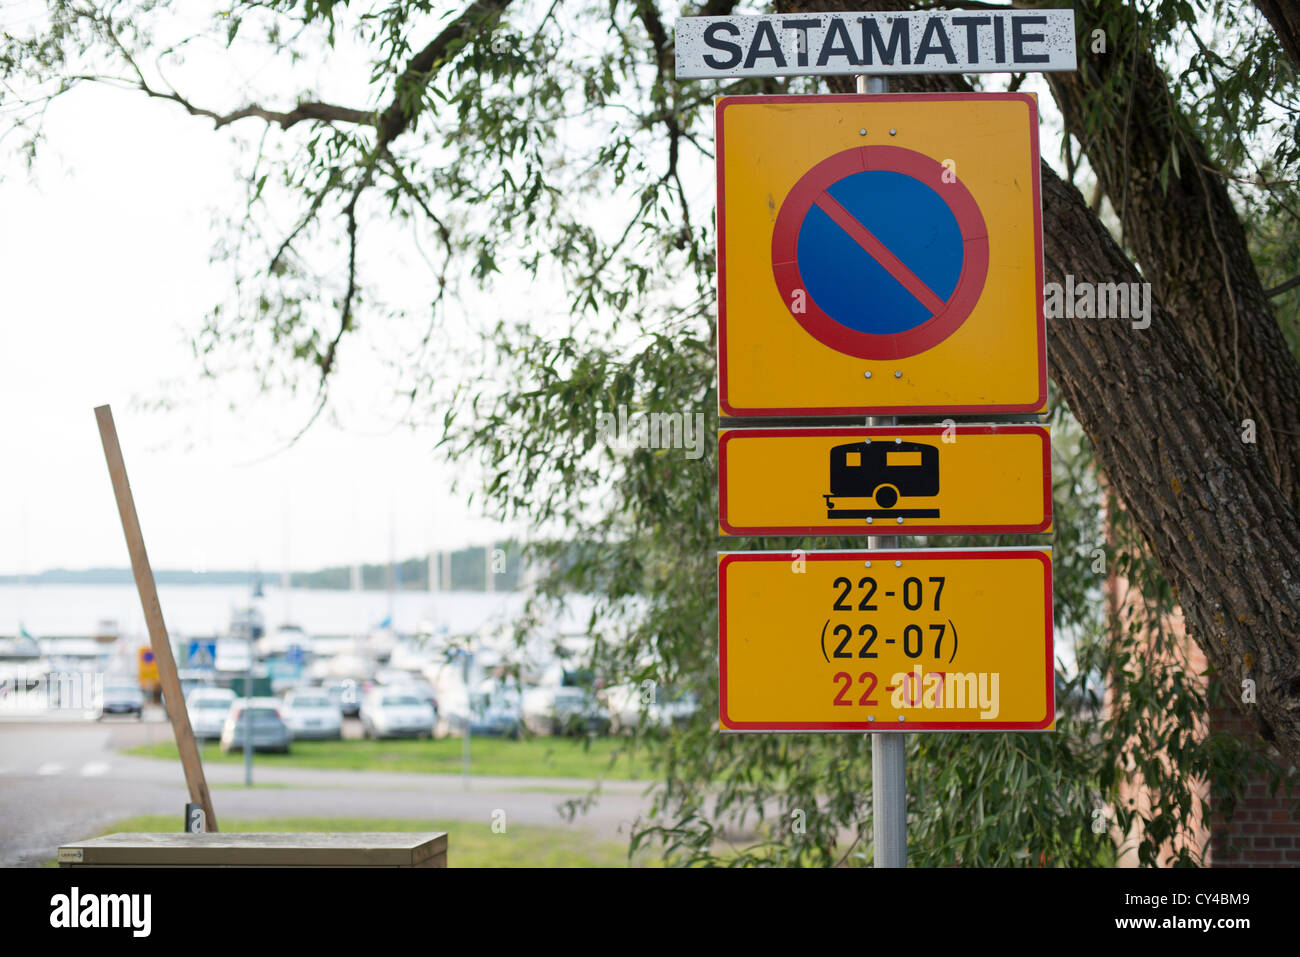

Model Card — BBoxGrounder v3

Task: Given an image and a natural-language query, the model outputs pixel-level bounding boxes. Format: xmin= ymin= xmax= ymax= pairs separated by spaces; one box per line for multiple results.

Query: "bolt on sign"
xmin=718 ymin=425 xmax=1051 ymax=536
xmin=715 ymin=92 xmax=1046 ymax=416
xmin=675 ymin=10 xmax=1077 ymax=79
xmin=718 ymin=549 xmax=1054 ymax=732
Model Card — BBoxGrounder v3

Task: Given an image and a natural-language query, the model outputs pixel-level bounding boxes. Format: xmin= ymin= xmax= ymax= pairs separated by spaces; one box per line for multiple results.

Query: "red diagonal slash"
xmin=813 ymin=191 xmax=947 ymax=316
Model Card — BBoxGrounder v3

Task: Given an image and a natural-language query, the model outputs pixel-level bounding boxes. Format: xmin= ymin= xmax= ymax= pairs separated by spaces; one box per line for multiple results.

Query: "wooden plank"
xmin=94 ymin=405 xmax=218 ymax=832
xmin=59 ymin=832 xmax=448 ymax=867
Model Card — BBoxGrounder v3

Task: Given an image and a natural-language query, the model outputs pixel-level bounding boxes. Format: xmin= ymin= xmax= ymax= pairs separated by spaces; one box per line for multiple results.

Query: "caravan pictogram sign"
xmin=717 ymin=92 xmax=1046 ymax=416
xmin=718 ymin=425 xmax=1052 ymax=536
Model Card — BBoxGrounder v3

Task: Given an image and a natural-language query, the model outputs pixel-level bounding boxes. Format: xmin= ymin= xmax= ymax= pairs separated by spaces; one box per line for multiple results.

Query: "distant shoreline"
xmin=0 ymin=545 xmax=525 ymax=592
xmin=1 ymin=570 xmax=267 ymax=586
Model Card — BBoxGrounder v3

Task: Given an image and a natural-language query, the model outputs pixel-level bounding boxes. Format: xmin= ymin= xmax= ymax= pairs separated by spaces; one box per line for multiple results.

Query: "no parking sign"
xmin=716 ymin=92 xmax=1045 ymax=416
xmin=772 ymin=144 xmax=988 ymax=359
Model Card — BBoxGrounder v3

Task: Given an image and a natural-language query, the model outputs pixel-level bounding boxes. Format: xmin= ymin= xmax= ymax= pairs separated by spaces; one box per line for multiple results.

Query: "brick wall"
xmin=1112 ymin=621 xmax=1212 ymax=867
xmin=1209 ymin=695 xmax=1300 ymax=867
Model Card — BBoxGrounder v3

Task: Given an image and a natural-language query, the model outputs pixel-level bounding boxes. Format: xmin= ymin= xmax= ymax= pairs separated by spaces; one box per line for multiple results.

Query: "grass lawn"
xmin=126 ymin=735 xmax=651 ymax=780
xmin=66 ymin=815 xmax=652 ymax=868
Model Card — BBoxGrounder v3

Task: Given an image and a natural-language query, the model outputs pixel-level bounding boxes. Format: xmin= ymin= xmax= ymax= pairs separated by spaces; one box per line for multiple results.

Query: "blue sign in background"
xmin=186 ymin=639 xmax=217 ymax=670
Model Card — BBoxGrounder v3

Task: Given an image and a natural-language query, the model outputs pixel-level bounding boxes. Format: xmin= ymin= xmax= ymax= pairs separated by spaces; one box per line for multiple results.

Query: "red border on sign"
xmin=715 ymin=93 xmax=1047 ymax=417
xmin=717 ymin=425 xmax=1052 ymax=536
xmin=717 ymin=549 xmax=1055 ymax=732
xmin=771 ymin=146 xmax=989 ymax=360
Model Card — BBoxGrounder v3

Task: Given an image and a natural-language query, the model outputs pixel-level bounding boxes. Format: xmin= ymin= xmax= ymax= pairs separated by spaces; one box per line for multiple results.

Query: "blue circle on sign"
xmin=796 ymin=171 xmax=964 ymax=336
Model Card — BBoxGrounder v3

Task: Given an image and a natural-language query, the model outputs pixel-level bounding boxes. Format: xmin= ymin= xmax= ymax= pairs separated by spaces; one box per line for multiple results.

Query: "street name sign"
xmin=719 ymin=425 xmax=1051 ymax=536
xmin=719 ymin=549 xmax=1054 ymax=732
xmin=676 ymin=10 xmax=1077 ymax=79
xmin=716 ymin=92 xmax=1045 ymax=416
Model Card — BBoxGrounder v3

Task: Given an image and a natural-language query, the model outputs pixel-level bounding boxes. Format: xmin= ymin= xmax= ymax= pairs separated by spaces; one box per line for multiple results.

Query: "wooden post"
xmin=95 ymin=405 xmax=218 ymax=832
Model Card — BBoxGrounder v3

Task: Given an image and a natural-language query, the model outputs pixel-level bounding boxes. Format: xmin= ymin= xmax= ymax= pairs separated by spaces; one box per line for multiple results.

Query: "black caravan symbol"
xmin=824 ymin=440 xmax=940 ymax=519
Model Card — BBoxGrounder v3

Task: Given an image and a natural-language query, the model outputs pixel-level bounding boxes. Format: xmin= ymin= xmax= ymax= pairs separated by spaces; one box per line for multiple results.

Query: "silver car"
xmin=220 ymin=698 xmax=292 ymax=753
xmin=359 ymin=690 xmax=435 ymax=740
xmin=282 ymin=689 xmax=343 ymax=740
xmin=186 ymin=687 xmax=237 ymax=740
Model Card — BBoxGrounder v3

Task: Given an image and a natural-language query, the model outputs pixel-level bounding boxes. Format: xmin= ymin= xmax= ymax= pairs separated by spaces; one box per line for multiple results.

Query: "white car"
xmin=359 ymin=690 xmax=435 ymax=739
xmin=186 ymin=687 xmax=237 ymax=740
xmin=281 ymin=689 xmax=343 ymax=740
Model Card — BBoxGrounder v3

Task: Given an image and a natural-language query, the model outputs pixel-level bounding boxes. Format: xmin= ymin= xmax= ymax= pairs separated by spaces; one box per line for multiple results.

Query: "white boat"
xmin=256 ymin=623 xmax=311 ymax=658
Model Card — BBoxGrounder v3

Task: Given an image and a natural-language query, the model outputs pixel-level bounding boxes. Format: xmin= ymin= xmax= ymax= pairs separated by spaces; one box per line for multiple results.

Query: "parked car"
xmin=185 ymin=687 xmax=237 ymax=740
xmin=522 ymin=685 xmax=610 ymax=736
xmin=220 ymin=698 xmax=292 ymax=753
xmin=98 ymin=681 xmax=144 ymax=719
xmin=282 ymin=689 xmax=343 ymax=740
xmin=388 ymin=679 xmax=438 ymax=710
xmin=162 ymin=672 xmax=219 ymax=721
xmin=324 ymin=679 xmax=362 ymax=717
xmin=359 ymin=690 xmax=435 ymax=739
xmin=438 ymin=678 xmax=523 ymax=739
xmin=603 ymin=683 xmax=699 ymax=732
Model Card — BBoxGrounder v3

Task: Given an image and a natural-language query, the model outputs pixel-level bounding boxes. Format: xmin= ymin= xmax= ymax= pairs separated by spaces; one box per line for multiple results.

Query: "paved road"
xmin=0 ymin=719 xmax=657 ymax=867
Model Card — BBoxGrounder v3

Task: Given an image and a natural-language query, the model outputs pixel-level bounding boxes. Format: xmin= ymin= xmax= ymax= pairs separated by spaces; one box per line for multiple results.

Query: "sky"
xmin=0 ymin=6 xmax=521 ymax=576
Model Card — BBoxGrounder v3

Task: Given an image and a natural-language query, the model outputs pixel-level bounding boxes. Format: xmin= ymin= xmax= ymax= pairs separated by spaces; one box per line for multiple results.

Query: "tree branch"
xmin=1266 ymin=274 xmax=1300 ymax=299
xmin=139 ymin=84 xmax=373 ymax=130
xmin=374 ymin=0 xmax=513 ymax=148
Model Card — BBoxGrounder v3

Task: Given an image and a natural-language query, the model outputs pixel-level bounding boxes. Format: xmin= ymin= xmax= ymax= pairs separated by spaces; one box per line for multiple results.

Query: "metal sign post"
xmin=869 ymin=431 xmax=906 ymax=865
xmin=862 ymin=72 xmax=905 ymax=869
xmin=462 ymin=650 xmax=473 ymax=790
xmin=244 ymin=658 xmax=254 ymax=787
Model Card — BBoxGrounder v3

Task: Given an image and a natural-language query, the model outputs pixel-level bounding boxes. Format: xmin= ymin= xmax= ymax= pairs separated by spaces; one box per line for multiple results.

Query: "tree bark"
xmin=1047 ymin=1 xmax=1300 ymax=512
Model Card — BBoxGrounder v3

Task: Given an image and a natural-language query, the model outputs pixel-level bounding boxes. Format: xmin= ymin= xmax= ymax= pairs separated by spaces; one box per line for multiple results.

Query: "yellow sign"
xmin=719 ymin=549 xmax=1053 ymax=731
xmin=720 ymin=425 xmax=1051 ymax=535
xmin=137 ymin=646 xmax=158 ymax=689
xmin=716 ymin=93 xmax=1045 ymax=416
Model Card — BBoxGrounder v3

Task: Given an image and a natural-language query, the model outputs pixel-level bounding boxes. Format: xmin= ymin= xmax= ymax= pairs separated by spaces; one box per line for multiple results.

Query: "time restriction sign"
xmin=718 ymin=549 xmax=1054 ymax=731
